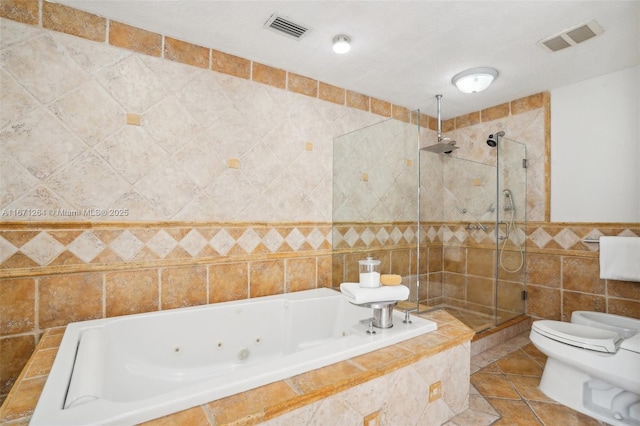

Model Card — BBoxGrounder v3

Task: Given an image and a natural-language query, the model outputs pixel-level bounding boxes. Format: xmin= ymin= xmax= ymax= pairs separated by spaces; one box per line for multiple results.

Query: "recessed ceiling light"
xmin=332 ymin=35 xmax=351 ymax=54
xmin=452 ymin=67 xmax=498 ymax=93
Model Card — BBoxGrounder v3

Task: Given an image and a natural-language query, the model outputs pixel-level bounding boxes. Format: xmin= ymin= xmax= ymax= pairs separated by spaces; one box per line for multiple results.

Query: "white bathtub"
xmin=31 ymin=288 xmax=437 ymax=425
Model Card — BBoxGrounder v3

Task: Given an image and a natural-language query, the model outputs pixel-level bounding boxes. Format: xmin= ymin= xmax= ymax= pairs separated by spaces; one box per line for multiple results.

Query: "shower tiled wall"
xmin=1 ymin=0 xmax=639 ymax=406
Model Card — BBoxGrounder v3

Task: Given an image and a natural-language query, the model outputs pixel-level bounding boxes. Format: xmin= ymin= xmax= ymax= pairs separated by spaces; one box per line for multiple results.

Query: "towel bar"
xmin=582 ymin=238 xmax=600 ymax=243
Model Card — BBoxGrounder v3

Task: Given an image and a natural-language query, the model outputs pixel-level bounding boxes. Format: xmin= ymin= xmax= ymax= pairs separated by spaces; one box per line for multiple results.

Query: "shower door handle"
xmin=497 ymin=221 xmax=510 ymax=240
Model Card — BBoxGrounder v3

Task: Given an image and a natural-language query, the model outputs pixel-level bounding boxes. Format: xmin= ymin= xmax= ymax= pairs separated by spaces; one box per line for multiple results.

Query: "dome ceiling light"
xmin=452 ymin=67 xmax=498 ymax=93
xmin=332 ymin=35 xmax=351 ymax=54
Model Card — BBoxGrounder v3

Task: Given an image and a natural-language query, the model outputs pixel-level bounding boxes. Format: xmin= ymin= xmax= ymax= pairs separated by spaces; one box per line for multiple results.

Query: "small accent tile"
xmin=108 ymin=230 xmax=144 ymax=261
xmin=145 ymin=230 xmax=178 ymax=259
xmin=285 ymin=228 xmax=306 ymax=251
xmin=19 ymin=232 xmax=65 ymax=266
xmin=67 ymin=231 xmax=106 ymax=263
xmin=263 ymin=228 xmax=285 ymax=253
xmin=0 ymin=237 xmax=19 ymax=264
xmin=209 ymin=229 xmax=236 ymax=256
xmin=179 ymin=229 xmax=208 ymax=257
xmin=236 ymin=228 xmax=262 ymax=254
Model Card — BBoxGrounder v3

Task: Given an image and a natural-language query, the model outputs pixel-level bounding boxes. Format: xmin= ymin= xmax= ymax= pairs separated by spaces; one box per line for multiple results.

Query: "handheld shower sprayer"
xmin=503 ymin=189 xmax=514 ymax=211
xmin=498 ymin=188 xmax=524 ymax=273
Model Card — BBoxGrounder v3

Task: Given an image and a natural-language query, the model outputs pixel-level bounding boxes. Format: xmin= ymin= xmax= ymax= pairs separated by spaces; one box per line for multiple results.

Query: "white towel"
xmin=340 ymin=282 xmax=409 ymax=305
xmin=599 ymin=236 xmax=640 ymax=282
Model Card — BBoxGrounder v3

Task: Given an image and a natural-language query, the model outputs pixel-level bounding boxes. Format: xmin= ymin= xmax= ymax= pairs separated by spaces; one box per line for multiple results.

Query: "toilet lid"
xmin=532 ymin=320 xmax=622 ymax=353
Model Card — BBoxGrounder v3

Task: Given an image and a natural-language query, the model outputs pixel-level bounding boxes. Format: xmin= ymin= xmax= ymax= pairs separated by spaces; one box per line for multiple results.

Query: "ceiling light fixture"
xmin=452 ymin=67 xmax=498 ymax=93
xmin=332 ymin=35 xmax=351 ymax=54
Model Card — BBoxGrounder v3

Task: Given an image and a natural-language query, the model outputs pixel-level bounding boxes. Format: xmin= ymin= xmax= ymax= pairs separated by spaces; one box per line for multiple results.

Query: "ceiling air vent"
xmin=537 ymin=20 xmax=604 ymax=52
xmin=264 ymin=14 xmax=310 ymax=40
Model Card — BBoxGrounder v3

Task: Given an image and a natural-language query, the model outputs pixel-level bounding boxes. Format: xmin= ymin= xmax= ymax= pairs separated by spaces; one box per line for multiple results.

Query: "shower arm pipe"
xmin=436 ymin=94 xmax=442 ymax=143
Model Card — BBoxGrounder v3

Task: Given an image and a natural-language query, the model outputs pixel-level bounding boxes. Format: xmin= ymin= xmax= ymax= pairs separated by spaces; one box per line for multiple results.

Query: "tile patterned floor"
xmin=446 ymin=331 xmax=606 ymax=426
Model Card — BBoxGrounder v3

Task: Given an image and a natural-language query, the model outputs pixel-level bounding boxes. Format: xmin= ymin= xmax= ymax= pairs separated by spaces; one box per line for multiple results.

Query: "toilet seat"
xmin=532 ymin=320 xmax=622 ymax=353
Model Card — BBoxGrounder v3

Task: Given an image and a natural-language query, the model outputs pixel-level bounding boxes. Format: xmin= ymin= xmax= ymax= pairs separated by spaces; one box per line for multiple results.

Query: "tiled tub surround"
xmin=0 ymin=310 xmax=474 ymax=425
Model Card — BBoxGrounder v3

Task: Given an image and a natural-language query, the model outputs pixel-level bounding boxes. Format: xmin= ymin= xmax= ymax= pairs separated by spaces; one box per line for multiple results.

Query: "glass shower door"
xmin=495 ymin=136 xmax=527 ymax=325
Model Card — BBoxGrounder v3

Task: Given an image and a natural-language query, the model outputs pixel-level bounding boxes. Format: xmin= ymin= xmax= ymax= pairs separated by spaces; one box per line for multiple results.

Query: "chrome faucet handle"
xmin=366 ymin=320 xmax=376 ymax=334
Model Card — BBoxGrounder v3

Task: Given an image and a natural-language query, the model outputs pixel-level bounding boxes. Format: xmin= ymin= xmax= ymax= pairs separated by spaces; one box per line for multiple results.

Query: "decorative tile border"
xmin=4 ymin=221 xmax=637 ymax=277
xmin=334 ymin=222 xmax=640 ymax=255
xmin=0 ymin=223 xmax=332 ymax=276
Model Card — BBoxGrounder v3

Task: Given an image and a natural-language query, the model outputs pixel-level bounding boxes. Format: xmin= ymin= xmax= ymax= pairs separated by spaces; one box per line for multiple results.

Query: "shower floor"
xmin=438 ymin=306 xmax=494 ymax=332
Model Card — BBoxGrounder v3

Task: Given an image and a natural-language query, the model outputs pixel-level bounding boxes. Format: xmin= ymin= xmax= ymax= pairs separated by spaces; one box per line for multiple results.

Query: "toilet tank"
xmin=571 ymin=311 xmax=640 ymax=339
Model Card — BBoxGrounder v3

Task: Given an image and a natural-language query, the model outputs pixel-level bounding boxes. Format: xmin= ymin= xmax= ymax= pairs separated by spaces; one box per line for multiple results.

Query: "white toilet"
xmin=530 ymin=311 xmax=640 ymax=425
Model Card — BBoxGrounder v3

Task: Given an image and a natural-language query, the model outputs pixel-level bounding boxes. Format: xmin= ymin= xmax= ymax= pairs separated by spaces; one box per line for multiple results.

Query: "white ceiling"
xmin=55 ymin=0 xmax=639 ymax=119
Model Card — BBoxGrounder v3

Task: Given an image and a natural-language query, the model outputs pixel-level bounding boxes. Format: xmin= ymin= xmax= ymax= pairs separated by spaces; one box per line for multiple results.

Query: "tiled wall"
xmin=0 ymin=3 xmax=424 ymax=401
xmin=1 ymin=0 xmax=639 ymax=407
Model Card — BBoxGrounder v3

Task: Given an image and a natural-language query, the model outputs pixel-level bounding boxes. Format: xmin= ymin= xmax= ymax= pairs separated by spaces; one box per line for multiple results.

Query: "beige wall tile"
xmin=428 ymin=272 xmax=444 ymax=299
xmin=288 ymin=73 xmax=318 ymax=98
xmin=346 ymin=91 xmax=369 ymax=111
xmin=481 ymin=103 xmax=510 ymax=121
xmin=164 ymin=36 xmax=209 ymax=69
xmin=607 ymin=279 xmax=640 ymax=300
xmin=42 ymin=2 xmax=106 ymax=42
xmin=318 ymin=82 xmax=345 ymax=105
xmin=562 ymin=291 xmax=605 ymax=321
xmin=497 ymin=280 xmax=524 ymax=312
xmin=444 ymin=247 xmax=466 ymax=273
xmin=390 ymin=249 xmax=411 ymax=277
xmin=526 ymin=253 xmax=560 ymax=288
xmin=317 ymin=255 xmax=332 ymax=288
xmin=562 ymin=256 xmax=604 ymax=294
xmin=467 ymin=248 xmax=494 ymax=278
xmin=511 ymin=93 xmax=544 ymax=115
xmin=285 ymin=257 xmax=316 ymax=292
xmin=455 ymin=111 xmax=480 ymax=128
xmin=109 ymin=21 xmax=162 ymax=57
xmin=392 ymin=105 xmax=410 ymax=123
xmin=211 ymin=49 xmax=250 ymax=79
xmin=161 ymin=266 xmax=207 ymax=309
xmin=0 ymin=335 xmax=35 ymax=395
xmin=608 ymin=298 xmax=640 ymax=320
xmin=39 ymin=273 xmax=103 ymax=328
xmin=467 ymin=276 xmax=494 ymax=307
xmin=252 ymin=62 xmax=286 ymax=89
xmin=0 ymin=278 xmax=35 ymax=334
xmin=105 ymin=269 xmax=159 ymax=317
xmin=441 ymin=118 xmax=455 ymax=132
xmin=443 ymin=272 xmax=465 ymax=299
xmin=209 ymin=262 xmax=248 ymax=303
xmin=370 ymin=97 xmax=391 ymax=117
xmin=250 ymin=260 xmax=284 ymax=298
xmin=526 ymin=285 xmax=561 ymax=320
xmin=0 ymin=0 xmax=38 ymax=25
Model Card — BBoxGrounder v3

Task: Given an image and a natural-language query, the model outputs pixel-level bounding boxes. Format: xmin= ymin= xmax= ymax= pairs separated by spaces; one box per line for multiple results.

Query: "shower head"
xmin=421 ymin=141 xmax=458 ymax=154
xmin=486 ymin=131 xmax=506 ymax=147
